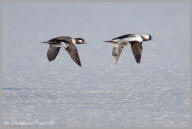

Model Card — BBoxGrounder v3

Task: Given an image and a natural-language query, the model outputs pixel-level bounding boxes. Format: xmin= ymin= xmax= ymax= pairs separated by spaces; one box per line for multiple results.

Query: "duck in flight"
xmin=105 ymin=34 xmax=152 ymax=64
xmin=42 ymin=36 xmax=86 ymax=66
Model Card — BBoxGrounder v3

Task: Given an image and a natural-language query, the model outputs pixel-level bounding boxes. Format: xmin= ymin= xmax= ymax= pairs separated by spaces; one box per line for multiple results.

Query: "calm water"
xmin=2 ymin=1 xmax=191 ymax=127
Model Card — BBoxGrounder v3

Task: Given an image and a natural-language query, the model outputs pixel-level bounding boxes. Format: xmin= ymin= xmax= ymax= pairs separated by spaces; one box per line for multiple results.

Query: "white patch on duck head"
xmin=142 ymin=34 xmax=150 ymax=40
xmin=78 ymin=39 xmax=83 ymax=43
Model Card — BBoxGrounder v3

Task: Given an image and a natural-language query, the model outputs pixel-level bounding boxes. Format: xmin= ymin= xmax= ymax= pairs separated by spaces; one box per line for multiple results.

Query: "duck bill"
xmin=104 ymin=40 xmax=117 ymax=44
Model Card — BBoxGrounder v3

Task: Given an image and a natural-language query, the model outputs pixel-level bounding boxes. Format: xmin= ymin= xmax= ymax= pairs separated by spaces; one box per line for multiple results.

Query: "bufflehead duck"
xmin=105 ymin=34 xmax=152 ymax=64
xmin=42 ymin=36 xmax=86 ymax=66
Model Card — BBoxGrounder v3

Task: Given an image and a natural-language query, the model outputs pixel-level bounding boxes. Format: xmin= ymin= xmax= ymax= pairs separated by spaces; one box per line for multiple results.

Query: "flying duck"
xmin=105 ymin=34 xmax=152 ymax=64
xmin=42 ymin=36 xmax=86 ymax=66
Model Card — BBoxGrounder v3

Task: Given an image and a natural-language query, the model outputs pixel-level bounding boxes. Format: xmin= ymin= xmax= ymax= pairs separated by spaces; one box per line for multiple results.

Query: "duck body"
xmin=105 ymin=34 xmax=152 ymax=64
xmin=42 ymin=36 xmax=86 ymax=66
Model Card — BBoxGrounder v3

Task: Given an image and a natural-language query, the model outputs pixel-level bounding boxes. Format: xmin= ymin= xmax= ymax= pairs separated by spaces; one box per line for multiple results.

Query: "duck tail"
xmin=41 ymin=41 xmax=49 ymax=44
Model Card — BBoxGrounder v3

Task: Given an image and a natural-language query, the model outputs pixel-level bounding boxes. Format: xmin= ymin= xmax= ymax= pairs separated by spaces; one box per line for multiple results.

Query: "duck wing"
xmin=65 ymin=43 xmax=81 ymax=66
xmin=112 ymin=45 xmax=123 ymax=64
xmin=131 ymin=42 xmax=143 ymax=63
xmin=47 ymin=45 xmax=61 ymax=62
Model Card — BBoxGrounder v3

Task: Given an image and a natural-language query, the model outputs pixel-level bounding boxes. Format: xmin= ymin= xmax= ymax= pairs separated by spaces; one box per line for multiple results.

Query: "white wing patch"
xmin=61 ymin=42 xmax=68 ymax=48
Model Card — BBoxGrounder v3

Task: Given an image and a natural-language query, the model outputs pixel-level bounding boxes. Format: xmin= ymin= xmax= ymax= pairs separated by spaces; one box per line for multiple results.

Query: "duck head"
xmin=75 ymin=38 xmax=86 ymax=44
xmin=141 ymin=34 xmax=152 ymax=41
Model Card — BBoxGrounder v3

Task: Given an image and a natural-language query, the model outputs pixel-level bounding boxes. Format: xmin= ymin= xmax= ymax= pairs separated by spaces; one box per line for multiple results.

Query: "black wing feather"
xmin=131 ymin=42 xmax=143 ymax=63
xmin=112 ymin=34 xmax=135 ymax=40
xmin=65 ymin=44 xmax=81 ymax=66
xmin=47 ymin=45 xmax=60 ymax=62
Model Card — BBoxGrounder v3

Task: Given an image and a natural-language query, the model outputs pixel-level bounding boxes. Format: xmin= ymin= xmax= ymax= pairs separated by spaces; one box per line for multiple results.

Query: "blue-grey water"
xmin=2 ymin=1 xmax=191 ymax=127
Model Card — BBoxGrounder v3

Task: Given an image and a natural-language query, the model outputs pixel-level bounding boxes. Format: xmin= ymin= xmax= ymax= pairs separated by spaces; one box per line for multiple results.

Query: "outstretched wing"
xmin=47 ymin=45 xmax=60 ymax=62
xmin=131 ymin=42 xmax=143 ymax=63
xmin=65 ymin=43 xmax=81 ymax=66
xmin=112 ymin=45 xmax=124 ymax=64
xmin=112 ymin=34 xmax=135 ymax=40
